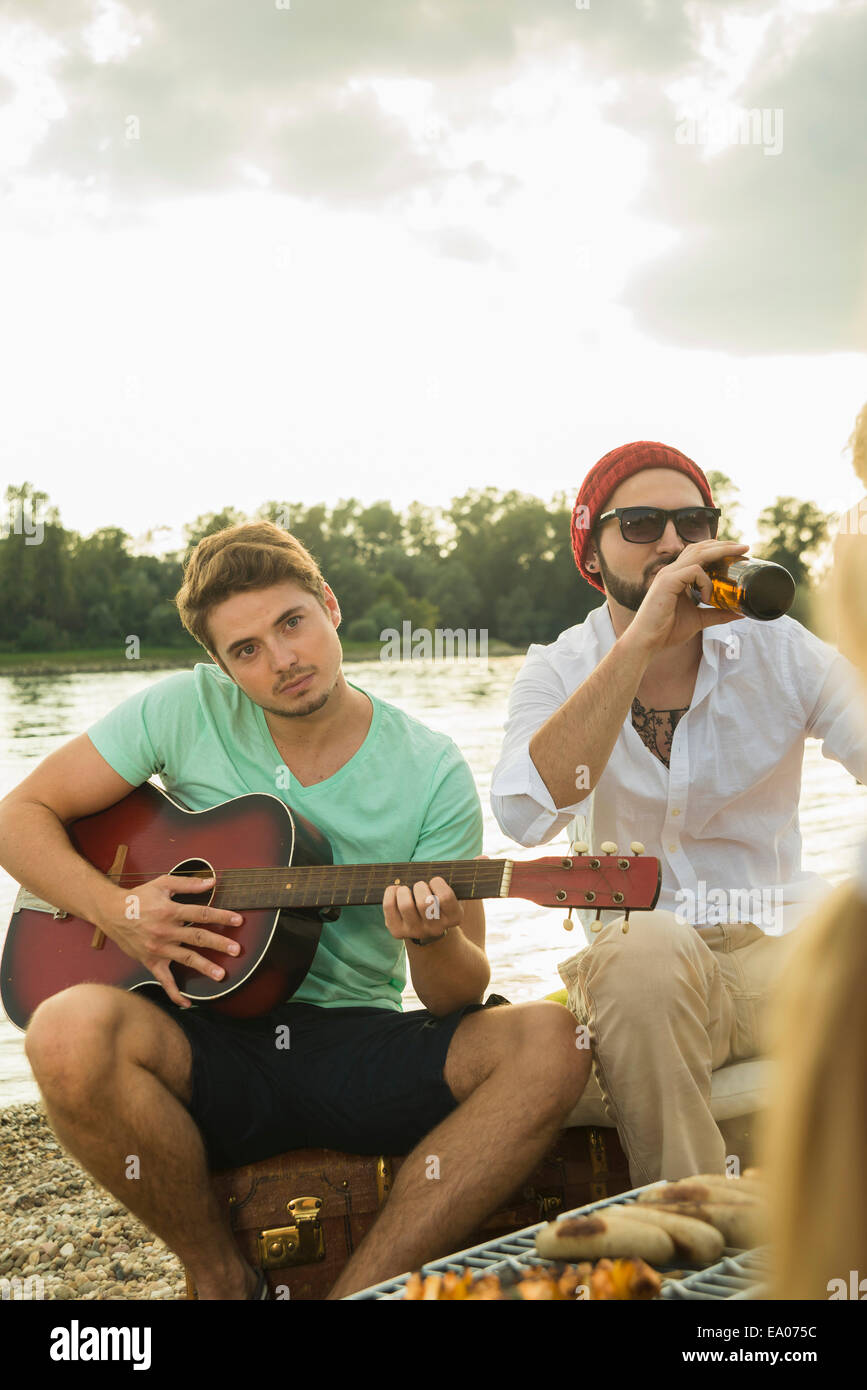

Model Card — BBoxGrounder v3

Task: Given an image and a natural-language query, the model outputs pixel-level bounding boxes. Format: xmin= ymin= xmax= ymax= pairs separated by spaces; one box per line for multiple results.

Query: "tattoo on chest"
xmin=631 ymin=696 xmax=688 ymax=769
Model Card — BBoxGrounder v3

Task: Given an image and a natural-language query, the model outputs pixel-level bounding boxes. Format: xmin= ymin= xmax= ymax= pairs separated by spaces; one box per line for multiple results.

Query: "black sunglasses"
xmin=596 ymin=506 xmax=721 ymax=544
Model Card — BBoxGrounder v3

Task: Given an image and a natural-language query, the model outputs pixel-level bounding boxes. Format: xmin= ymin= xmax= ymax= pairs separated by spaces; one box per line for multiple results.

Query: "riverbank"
xmin=0 ymin=641 xmax=522 ymax=677
xmin=0 ymin=1101 xmax=184 ymax=1300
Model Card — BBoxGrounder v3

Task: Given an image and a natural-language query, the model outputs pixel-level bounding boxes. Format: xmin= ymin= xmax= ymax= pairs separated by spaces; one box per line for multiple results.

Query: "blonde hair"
xmin=761 ymin=512 xmax=867 ymax=1299
xmin=847 ymin=401 xmax=867 ymax=489
xmin=174 ymin=521 xmax=328 ymax=654
xmin=761 ymin=881 xmax=867 ymax=1298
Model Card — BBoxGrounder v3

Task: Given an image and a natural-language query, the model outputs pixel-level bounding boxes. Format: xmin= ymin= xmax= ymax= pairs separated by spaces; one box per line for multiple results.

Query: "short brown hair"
xmin=174 ymin=521 xmax=328 ymax=654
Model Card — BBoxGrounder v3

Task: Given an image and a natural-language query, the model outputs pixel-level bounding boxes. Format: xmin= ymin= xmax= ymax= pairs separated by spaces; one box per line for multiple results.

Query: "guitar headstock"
xmin=508 ymin=841 xmax=660 ymax=932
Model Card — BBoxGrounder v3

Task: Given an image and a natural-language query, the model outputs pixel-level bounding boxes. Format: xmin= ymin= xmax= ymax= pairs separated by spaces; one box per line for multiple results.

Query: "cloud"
xmin=6 ymin=0 xmax=703 ymax=208
xmin=419 ymin=224 xmax=505 ymax=264
xmin=4 ymin=1 xmax=865 ymax=354
xmin=618 ymin=3 xmax=867 ymax=353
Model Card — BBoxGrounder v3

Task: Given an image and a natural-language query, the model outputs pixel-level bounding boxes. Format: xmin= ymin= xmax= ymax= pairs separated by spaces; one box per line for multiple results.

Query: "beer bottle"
xmin=693 ymin=557 xmax=795 ymax=621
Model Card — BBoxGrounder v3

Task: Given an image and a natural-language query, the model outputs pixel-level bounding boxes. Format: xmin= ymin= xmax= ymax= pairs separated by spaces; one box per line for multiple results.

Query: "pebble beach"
xmin=0 ymin=1102 xmax=185 ymax=1300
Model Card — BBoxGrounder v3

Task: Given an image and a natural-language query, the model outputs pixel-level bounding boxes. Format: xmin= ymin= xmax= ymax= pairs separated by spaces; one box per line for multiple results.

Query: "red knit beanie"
xmin=571 ymin=441 xmax=715 ymax=592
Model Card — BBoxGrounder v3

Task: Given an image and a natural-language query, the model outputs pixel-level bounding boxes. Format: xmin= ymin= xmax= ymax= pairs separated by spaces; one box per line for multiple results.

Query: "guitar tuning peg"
xmin=571 ymin=840 xmax=589 ymax=855
xmin=562 ymin=908 xmax=574 ymax=932
xmin=630 ymin=841 xmax=645 ymax=855
xmin=600 ymin=841 xmax=618 ymax=855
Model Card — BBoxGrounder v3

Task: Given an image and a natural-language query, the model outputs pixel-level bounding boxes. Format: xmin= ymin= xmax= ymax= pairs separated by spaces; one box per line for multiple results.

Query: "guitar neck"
xmin=209 ymin=861 xmax=511 ymax=911
xmin=199 ymin=850 xmax=659 ymax=914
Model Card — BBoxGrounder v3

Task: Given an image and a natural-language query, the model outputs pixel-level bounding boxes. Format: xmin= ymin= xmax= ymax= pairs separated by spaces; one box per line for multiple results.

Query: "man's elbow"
xmin=491 ymin=793 xmax=541 ymax=847
xmin=491 ymin=794 xmax=573 ymax=849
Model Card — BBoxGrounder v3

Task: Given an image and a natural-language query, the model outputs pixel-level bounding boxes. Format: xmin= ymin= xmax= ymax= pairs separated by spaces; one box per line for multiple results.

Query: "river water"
xmin=1 ymin=658 xmax=865 ymax=1105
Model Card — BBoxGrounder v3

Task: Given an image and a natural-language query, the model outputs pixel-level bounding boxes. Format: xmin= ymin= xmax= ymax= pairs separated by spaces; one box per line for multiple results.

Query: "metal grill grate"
xmin=345 ymin=1182 xmax=767 ymax=1300
xmin=660 ymin=1246 xmax=768 ymax=1300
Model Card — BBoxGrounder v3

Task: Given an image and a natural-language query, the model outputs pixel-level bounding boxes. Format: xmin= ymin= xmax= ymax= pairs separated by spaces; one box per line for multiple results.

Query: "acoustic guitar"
xmin=0 ymin=781 xmax=660 ymax=1029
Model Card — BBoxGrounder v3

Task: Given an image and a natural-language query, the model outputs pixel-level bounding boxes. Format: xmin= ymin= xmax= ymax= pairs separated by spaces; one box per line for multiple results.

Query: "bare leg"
xmin=25 ymin=983 xmax=256 ymax=1300
xmin=328 ymin=1001 xmax=589 ymax=1298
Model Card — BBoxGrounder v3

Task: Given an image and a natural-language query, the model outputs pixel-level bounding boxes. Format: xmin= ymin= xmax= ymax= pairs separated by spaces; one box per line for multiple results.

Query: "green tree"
xmin=405 ymin=501 xmax=446 ymax=558
xmin=0 ymin=482 xmax=835 ymax=655
xmin=706 ymin=470 xmax=742 ymax=542
xmin=754 ymin=496 xmax=832 ymax=627
xmin=256 ymin=500 xmax=295 ymax=533
xmin=0 ymin=484 xmax=72 ymax=649
xmin=355 ymin=502 xmax=404 ymax=561
xmin=183 ymin=507 xmax=248 ymax=552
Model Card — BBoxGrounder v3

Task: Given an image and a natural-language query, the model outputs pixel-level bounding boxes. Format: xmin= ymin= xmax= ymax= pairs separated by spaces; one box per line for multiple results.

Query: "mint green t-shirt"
xmin=85 ymin=664 xmax=483 ymax=1012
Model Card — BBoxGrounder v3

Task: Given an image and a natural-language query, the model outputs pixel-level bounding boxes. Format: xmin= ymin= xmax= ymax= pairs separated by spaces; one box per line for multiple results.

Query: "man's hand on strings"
xmin=382 ymin=875 xmax=463 ymax=946
xmin=98 ymin=874 xmax=244 ymax=1007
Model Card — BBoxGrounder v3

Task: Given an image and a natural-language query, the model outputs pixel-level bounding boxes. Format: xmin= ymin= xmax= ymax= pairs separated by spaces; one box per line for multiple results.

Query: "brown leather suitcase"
xmin=184 ymin=1125 xmax=630 ymax=1299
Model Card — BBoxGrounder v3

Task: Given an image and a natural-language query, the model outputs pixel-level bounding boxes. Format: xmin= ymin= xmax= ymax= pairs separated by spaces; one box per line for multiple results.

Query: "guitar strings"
xmin=102 ymin=865 xmax=510 ymax=884
xmin=95 ymin=861 xmax=628 ymax=904
xmin=96 ymin=856 xmax=633 ymax=883
xmin=91 ymin=859 xmax=638 ymax=907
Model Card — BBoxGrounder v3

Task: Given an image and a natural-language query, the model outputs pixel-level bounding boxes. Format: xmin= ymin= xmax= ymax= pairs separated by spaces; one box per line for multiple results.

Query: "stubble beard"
xmin=261 ymin=669 xmax=339 ymax=721
xmin=595 ymin=549 xmax=649 ymax=613
xmin=262 ymin=690 xmax=330 ymax=720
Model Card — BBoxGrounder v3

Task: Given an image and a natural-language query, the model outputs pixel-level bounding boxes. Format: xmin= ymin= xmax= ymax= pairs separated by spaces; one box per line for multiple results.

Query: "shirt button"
xmin=671 ymin=809 xmax=681 ymax=817
xmin=669 ymin=844 xmax=677 ymax=853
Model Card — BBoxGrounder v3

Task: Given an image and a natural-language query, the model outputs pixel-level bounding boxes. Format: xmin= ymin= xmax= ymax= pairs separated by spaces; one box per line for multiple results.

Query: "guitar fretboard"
xmin=198 ymin=860 xmax=509 ymax=910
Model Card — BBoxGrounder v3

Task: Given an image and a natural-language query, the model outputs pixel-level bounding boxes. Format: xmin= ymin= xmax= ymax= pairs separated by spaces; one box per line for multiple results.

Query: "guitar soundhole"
xmin=169 ymin=857 xmax=216 ymax=909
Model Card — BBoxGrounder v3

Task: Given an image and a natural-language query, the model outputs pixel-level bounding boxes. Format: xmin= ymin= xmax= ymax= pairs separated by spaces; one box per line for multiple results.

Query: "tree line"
xmin=0 ymin=476 xmax=833 ymax=655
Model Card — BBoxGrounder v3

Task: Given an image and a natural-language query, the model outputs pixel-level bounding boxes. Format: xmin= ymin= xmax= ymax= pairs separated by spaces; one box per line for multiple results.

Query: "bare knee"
xmin=446 ymin=1001 xmax=589 ymax=1110
xmin=26 ymin=984 xmax=126 ymax=1081
xmin=509 ymin=1001 xmax=591 ymax=1103
xmin=25 ymin=985 xmax=190 ymax=1107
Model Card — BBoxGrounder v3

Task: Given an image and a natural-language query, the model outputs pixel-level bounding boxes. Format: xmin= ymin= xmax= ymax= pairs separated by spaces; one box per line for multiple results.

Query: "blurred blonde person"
xmin=832 ymin=401 xmax=867 ymax=663
xmin=762 ymin=474 xmax=867 ymax=1300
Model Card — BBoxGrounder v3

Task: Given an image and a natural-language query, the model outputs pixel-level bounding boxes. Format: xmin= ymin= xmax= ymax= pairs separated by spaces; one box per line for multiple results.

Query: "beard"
xmin=596 ymin=548 xmax=675 ymax=612
xmin=261 ymin=670 xmax=337 ymax=720
xmin=262 ymin=689 xmax=332 ymax=720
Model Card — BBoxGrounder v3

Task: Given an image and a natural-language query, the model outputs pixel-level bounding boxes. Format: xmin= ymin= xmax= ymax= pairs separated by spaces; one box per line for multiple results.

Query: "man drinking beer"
xmin=491 ymin=440 xmax=867 ymax=1185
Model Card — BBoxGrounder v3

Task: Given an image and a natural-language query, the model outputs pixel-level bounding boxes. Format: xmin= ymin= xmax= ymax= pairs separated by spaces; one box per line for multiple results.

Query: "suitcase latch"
xmin=522 ymin=1184 xmax=563 ymax=1220
xmin=257 ymin=1196 xmax=325 ymax=1268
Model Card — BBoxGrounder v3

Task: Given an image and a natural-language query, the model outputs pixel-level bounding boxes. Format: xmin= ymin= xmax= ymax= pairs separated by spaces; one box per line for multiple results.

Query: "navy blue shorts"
xmin=146 ymin=993 xmax=487 ymax=1171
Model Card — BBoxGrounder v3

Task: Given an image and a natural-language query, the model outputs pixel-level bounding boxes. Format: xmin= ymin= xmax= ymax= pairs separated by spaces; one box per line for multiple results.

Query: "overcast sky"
xmin=1 ymin=0 xmax=865 ymax=556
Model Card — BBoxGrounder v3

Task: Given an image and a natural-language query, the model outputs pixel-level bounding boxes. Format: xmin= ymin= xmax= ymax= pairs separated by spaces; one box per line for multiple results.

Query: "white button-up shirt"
xmin=490 ymin=604 xmax=867 ymax=937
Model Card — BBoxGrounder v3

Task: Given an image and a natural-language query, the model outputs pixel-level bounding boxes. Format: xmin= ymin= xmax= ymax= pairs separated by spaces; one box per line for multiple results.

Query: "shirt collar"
xmin=590 ymin=602 xmax=740 ymax=649
xmin=702 ymin=620 xmax=742 ymax=644
xmin=574 ymin=603 xmax=742 ymax=682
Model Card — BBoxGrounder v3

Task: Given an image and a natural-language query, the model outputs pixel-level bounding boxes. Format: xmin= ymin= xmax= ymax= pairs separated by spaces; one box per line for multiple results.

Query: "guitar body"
xmin=0 ymin=782 xmax=335 ymax=1030
xmin=1 ymin=782 xmax=661 ymax=1032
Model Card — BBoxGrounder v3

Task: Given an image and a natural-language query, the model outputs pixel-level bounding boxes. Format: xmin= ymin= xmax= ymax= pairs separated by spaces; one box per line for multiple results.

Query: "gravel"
xmin=0 ymin=1101 xmax=186 ymax=1300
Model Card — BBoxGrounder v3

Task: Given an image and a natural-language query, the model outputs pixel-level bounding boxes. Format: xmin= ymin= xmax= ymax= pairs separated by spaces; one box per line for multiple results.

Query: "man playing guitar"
xmin=0 ymin=521 xmax=588 ymax=1299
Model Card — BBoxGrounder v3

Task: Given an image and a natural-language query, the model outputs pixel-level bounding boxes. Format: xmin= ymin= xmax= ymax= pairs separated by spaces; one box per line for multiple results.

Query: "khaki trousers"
xmin=558 ymin=909 xmax=800 ymax=1186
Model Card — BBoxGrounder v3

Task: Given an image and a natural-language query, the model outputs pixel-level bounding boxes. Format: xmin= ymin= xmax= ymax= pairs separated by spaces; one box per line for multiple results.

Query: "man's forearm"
xmin=0 ymin=799 xmax=124 ymax=930
xmin=407 ymin=929 xmax=490 ymax=1017
xmin=529 ymin=628 xmax=652 ymax=809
